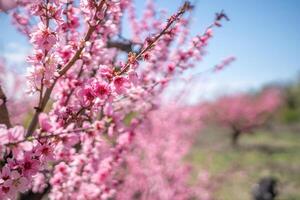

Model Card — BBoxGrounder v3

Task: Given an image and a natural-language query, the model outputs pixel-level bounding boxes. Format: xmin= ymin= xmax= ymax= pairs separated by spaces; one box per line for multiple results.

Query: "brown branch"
xmin=0 ymin=86 xmax=11 ymax=128
xmin=8 ymin=127 xmax=92 ymax=147
xmin=106 ymin=40 xmax=136 ymax=53
xmin=26 ymin=81 xmax=56 ymax=136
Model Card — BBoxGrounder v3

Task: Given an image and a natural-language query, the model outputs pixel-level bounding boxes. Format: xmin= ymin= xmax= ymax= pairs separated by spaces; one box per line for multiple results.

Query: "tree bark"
xmin=0 ymin=86 xmax=11 ymax=128
xmin=18 ymin=185 xmax=50 ymax=200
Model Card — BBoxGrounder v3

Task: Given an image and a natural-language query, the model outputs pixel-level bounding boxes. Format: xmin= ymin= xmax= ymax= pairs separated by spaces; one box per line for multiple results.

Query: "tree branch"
xmin=118 ymin=2 xmax=192 ymax=75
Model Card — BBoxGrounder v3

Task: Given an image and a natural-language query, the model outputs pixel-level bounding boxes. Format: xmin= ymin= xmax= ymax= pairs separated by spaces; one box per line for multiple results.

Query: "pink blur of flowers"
xmin=209 ymin=88 xmax=282 ymax=133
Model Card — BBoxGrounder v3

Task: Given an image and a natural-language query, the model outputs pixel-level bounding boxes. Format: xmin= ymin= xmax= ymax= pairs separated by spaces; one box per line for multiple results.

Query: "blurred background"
xmin=1 ymin=0 xmax=300 ymax=199
xmin=1 ymin=0 xmax=300 ymax=101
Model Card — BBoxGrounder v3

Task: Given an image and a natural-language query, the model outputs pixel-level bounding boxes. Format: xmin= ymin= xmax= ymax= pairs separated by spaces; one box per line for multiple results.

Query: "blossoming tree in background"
xmin=0 ymin=0 xmax=230 ymax=199
xmin=209 ymin=88 xmax=282 ymax=146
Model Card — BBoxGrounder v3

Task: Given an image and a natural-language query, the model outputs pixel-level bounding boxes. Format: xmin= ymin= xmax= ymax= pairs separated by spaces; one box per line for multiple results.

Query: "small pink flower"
xmin=76 ymin=86 xmax=95 ymax=107
xmin=35 ymin=144 xmax=55 ymax=163
xmin=1 ymin=184 xmax=12 ymax=198
xmin=93 ymin=157 xmax=113 ymax=184
xmin=167 ymin=63 xmax=175 ymax=73
xmin=55 ymin=162 xmax=68 ymax=175
xmin=205 ymin=28 xmax=213 ymax=37
xmin=117 ymin=131 xmax=134 ymax=146
xmin=58 ymin=45 xmax=73 ymax=63
xmin=91 ymin=81 xmax=111 ymax=99
xmin=48 ymin=4 xmax=63 ymax=25
xmin=104 ymin=102 xmax=113 ymax=116
xmin=21 ymin=153 xmax=40 ymax=177
xmin=98 ymin=65 xmax=114 ymax=79
xmin=0 ymin=166 xmax=11 ymax=181
xmin=39 ymin=113 xmax=52 ymax=132
xmin=7 ymin=126 xmax=24 ymax=141
xmin=27 ymin=50 xmax=44 ymax=65
xmin=112 ymin=76 xmax=130 ymax=94
xmin=60 ymin=134 xmax=80 ymax=148
xmin=12 ymin=12 xmax=29 ymax=26
xmin=0 ymin=169 xmax=28 ymax=199
xmin=214 ymin=56 xmax=235 ymax=72
xmin=10 ymin=171 xmax=29 ymax=193
xmin=30 ymin=23 xmax=57 ymax=51
xmin=128 ymin=70 xmax=138 ymax=85
xmin=5 ymin=126 xmax=27 ymax=158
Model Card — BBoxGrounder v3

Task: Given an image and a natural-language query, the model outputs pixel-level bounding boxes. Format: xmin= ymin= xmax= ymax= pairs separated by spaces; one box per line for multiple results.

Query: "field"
xmin=188 ymin=124 xmax=300 ymax=200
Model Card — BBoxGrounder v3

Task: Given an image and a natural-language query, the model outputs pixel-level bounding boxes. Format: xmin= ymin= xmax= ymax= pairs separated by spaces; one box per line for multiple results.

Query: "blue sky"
xmin=1 ymin=0 xmax=300 ymax=101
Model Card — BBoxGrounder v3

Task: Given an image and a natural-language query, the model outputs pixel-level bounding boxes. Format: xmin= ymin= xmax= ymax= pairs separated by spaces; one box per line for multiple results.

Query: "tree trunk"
xmin=231 ymin=129 xmax=241 ymax=147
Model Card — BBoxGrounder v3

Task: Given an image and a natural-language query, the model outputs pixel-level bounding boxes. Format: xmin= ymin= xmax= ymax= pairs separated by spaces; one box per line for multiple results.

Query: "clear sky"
xmin=0 ymin=0 xmax=300 ymax=101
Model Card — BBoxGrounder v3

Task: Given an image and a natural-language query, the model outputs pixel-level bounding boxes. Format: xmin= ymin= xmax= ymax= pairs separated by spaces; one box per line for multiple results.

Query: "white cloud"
xmin=187 ymin=79 xmax=261 ymax=103
xmin=1 ymin=42 xmax=31 ymax=69
xmin=163 ymin=77 xmax=262 ymax=104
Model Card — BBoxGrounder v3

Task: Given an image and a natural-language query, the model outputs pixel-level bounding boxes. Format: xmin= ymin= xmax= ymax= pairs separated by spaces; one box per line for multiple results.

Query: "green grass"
xmin=187 ymin=125 xmax=300 ymax=200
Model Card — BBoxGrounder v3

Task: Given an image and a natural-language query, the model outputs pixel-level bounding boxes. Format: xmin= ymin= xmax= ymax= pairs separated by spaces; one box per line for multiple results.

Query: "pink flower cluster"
xmin=0 ymin=0 xmax=230 ymax=199
xmin=0 ymin=125 xmax=52 ymax=199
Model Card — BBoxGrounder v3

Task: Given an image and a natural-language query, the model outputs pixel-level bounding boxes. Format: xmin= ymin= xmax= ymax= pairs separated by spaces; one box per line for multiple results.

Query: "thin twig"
xmin=117 ymin=2 xmax=192 ymax=75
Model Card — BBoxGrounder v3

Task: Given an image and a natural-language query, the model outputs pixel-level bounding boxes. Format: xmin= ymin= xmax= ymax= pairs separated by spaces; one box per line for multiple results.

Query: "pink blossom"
xmin=58 ymin=45 xmax=73 ymax=63
xmin=7 ymin=126 xmax=24 ymax=142
xmin=21 ymin=153 xmax=40 ymax=177
xmin=214 ymin=56 xmax=235 ymax=72
xmin=27 ymin=50 xmax=44 ymax=65
xmin=39 ymin=113 xmax=52 ymax=132
xmin=76 ymin=85 xmax=95 ymax=107
xmin=91 ymin=81 xmax=111 ymax=99
xmin=128 ymin=70 xmax=139 ymax=85
xmin=112 ymin=76 xmax=130 ymax=94
xmin=0 ymin=166 xmax=11 ymax=181
xmin=98 ymin=65 xmax=114 ymax=80
xmin=0 ymin=126 xmax=27 ymax=158
xmin=117 ymin=131 xmax=134 ymax=146
xmin=60 ymin=134 xmax=80 ymax=148
xmin=0 ymin=169 xmax=28 ymax=199
xmin=9 ymin=171 xmax=29 ymax=193
xmin=32 ymin=173 xmax=48 ymax=193
xmin=30 ymin=23 xmax=57 ymax=51
xmin=35 ymin=143 xmax=55 ymax=163
xmin=47 ymin=4 xmax=63 ymax=25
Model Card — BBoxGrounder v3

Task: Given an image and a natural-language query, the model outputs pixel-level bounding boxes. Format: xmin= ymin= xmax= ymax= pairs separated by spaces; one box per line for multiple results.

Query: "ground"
xmin=188 ymin=124 xmax=300 ymax=200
